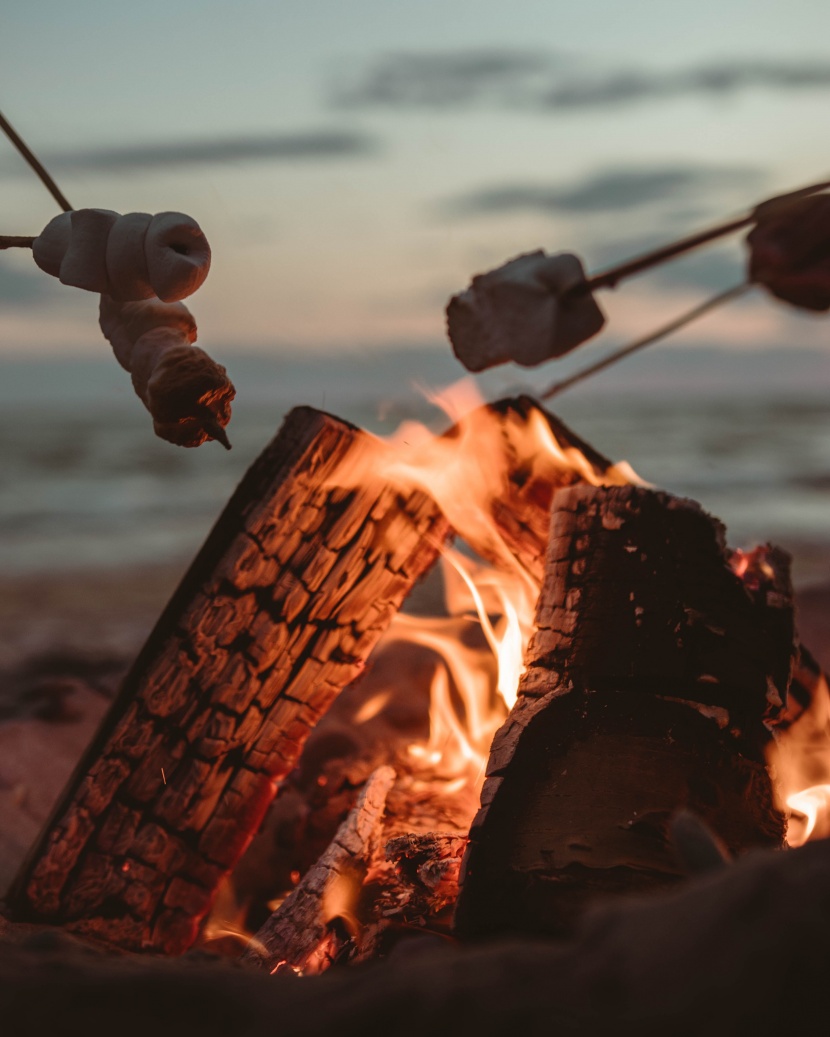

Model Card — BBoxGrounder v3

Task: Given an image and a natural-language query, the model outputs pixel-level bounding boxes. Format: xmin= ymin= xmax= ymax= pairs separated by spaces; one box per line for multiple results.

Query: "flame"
xmin=203 ymin=382 xmax=646 ymax=961
xmin=786 ymin=785 xmax=830 ymax=845
xmin=333 ymin=381 xmax=638 ymax=578
xmin=335 ymin=381 xmax=641 ymax=814
xmin=379 ymin=545 xmax=540 ymax=795
xmin=768 ymin=668 xmax=830 ymax=846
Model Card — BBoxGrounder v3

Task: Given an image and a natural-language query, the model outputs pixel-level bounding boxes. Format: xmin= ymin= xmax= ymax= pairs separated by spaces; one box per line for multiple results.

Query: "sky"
xmin=2 ymin=0 xmax=830 ymax=362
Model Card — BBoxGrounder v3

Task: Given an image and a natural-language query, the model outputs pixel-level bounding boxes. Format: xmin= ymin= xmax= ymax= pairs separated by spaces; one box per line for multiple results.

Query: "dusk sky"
xmin=2 ymin=0 xmax=830 ymax=360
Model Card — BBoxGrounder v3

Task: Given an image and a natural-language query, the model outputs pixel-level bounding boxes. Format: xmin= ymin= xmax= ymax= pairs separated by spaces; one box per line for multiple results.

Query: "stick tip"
xmin=200 ymin=415 xmax=232 ymax=450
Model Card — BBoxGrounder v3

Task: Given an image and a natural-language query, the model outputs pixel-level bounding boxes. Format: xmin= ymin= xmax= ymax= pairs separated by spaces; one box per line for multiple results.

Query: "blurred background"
xmin=1 ymin=0 xmax=829 ymax=668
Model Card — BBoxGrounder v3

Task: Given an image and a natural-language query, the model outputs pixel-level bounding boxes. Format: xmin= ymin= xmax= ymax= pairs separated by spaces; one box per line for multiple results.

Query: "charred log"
xmin=455 ymin=483 xmax=794 ymax=939
xmin=243 ymin=766 xmax=395 ymax=974
xmin=8 ymin=408 xmax=450 ymax=953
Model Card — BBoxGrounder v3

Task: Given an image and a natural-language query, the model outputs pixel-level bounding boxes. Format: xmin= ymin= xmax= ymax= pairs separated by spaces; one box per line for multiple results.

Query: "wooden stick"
xmin=0 ymin=109 xmax=72 ymax=213
xmin=0 ymin=235 xmax=35 ymax=250
xmin=541 ymin=282 xmax=750 ymax=400
xmin=8 ymin=408 xmax=450 ymax=953
xmin=576 ymin=176 xmax=830 ymax=295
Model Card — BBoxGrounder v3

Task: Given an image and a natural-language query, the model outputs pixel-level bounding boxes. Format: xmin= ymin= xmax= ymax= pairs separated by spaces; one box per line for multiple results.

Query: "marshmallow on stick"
xmin=446 ymin=250 xmax=605 ymax=372
xmin=100 ymin=295 xmax=235 ymax=448
xmin=34 ymin=209 xmax=211 ymax=302
xmin=747 ymin=194 xmax=830 ymax=312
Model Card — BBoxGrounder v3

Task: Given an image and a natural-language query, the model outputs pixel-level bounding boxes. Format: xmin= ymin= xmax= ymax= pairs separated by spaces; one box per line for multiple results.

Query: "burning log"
xmin=455 ymin=483 xmax=794 ymax=939
xmin=8 ymin=408 xmax=450 ymax=953
xmin=2 ymin=394 xmax=686 ymax=956
xmin=479 ymin=396 xmax=630 ymax=581
xmin=244 ymin=765 xmax=396 ymax=974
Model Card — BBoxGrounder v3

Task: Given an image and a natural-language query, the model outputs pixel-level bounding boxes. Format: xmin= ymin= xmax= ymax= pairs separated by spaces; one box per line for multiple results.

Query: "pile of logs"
xmin=2 ymin=395 xmax=824 ymax=1029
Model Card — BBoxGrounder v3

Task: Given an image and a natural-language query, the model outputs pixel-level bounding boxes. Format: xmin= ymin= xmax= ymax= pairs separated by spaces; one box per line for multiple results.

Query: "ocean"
xmin=0 ymin=344 xmax=828 ymax=587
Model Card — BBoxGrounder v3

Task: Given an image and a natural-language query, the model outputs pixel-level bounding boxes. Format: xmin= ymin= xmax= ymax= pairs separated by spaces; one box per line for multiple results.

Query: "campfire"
xmin=3 ymin=106 xmax=830 ymax=1028
xmin=5 ymin=383 xmax=828 ymax=989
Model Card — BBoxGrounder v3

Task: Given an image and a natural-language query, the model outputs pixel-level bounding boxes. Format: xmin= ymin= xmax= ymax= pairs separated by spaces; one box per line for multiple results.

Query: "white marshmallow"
xmin=144 ymin=211 xmax=211 ymax=302
xmin=446 ymin=250 xmax=605 ymax=372
xmin=59 ymin=209 xmax=119 ymax=293
xmin=105 ymin=212 xmax=154 ymax=301
xmin=99 ymin=295 xmax=197 ymax=372
xmin=32 ymin=212 xmax=72 ymax=277
xmin=129 ymin=327 xmax=187 ymax=401
xmin=32 ymin=209 xmax=212 ymax=303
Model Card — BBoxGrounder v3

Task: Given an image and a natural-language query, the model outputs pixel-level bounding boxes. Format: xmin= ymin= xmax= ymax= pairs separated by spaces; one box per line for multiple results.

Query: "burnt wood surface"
xmin=480 ymin=396 xmax=625 ymax=580
xmin=244 ymin=766 xmax=395 ymax=973
xmin=456 ymin=483 xmax=794 ymax=939
xmin=7 ymin=408 xmax=450 ymax=953
xmin=3 ymin=837 xmax=830 ymax=1037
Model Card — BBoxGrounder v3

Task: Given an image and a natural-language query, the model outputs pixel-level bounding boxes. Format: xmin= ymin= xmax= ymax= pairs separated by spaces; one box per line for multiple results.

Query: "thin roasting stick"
xmin=574 ymin=177 xmax=830 ymax=296
xmin=541 ymin=281 xmax=751 ymax=400
xmin=0 ymin=109 xmax=73 ymax=212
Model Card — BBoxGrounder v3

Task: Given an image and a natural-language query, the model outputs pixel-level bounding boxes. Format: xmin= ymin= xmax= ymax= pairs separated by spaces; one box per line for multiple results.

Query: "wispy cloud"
xmin=330 ymin=49 xmax=561 ymax=107
xmin=542 ymin=59 xmax=830 ymax=109
xmin=336 ymin=50 xmax=830 ymax=111
xmin=442 ymin=164 xmax=764 ymax=217
xmin=1 ymin=130 xmax=380 ymax=176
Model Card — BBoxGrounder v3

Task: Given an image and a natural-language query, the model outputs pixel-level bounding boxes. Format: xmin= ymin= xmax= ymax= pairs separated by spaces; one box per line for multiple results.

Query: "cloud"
xmin=336 ymin=51 xmax=830 ymax=111
xmin=1 ymin=130 xmax=380 ymax=176
xmin=543 ymin=59 xmax=830 ymax=110
xmin=331 ymin=49 xmax=560 ymax=107
xmin=442 ymin=164 xmax=764 ymax=217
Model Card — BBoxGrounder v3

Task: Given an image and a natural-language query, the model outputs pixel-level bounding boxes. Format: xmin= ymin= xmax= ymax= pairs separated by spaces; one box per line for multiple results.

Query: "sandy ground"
xmin=0 ymin=560 xmax=827 ymax=898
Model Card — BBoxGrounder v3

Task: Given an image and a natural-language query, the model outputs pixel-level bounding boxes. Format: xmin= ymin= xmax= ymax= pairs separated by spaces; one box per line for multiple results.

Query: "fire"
xmin=336 ymin=381 xmax=640 ymax=814
xmin=768 ymin=668 xmax=830 ymax=846
xmin=205 ymin=379 xmax=829 ymax=974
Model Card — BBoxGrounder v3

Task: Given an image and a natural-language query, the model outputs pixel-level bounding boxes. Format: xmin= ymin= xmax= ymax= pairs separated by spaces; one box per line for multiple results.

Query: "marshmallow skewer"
xmin=447 ymin=179 xmax=830 ymax=374
xmin=2 ymin=111 xmax=235 ymax=450
xmin=0 ymin=108 xmax=72 ymax=212
xmin=0 ymin=235 xmax=36 ymax=250
xmin=99 ymin=295 xmax=235 ymax=449
xmin=575 ymin=176 xmax=830 ymax=297
xmin=33 ymin=208 xmax=211 ymax=302
xmin=540 ymin=282 xmax=750 ymax=400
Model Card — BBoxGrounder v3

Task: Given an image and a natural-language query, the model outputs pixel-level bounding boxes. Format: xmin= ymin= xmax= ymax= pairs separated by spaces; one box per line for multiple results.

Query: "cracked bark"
xmin=455 ymin=483 xmax=794 ymax=940
xmin=8 ymin=409 xmax=450 ymax=953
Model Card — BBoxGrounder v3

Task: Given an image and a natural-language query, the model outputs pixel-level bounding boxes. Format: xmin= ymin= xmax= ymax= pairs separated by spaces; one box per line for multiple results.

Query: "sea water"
xmin=0 ymin=345 xmax=828 ymax=586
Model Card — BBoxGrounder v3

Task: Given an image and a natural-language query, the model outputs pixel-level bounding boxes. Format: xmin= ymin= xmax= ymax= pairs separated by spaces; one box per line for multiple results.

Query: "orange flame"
xmin=768 ymin=670 xmax=830 ymax=846
xmin=338 ymin=381 xmax=641 ymax=814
